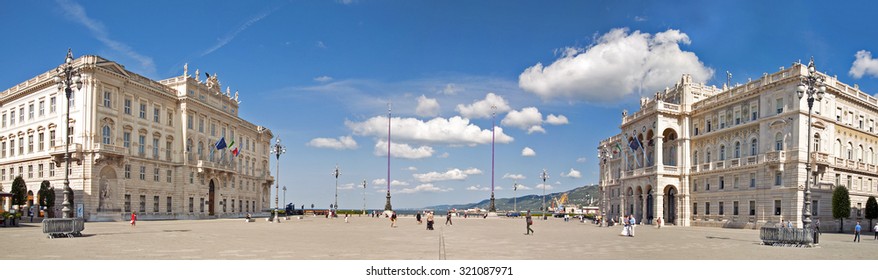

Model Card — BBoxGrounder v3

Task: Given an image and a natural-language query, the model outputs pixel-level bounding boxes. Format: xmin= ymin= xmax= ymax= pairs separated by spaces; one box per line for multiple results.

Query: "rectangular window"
xmin=211 ymin=123 xmax=216 ymax=137
xmin=38 ymin=164 xmax=43 ymax=177
xmin=733 ymin=201 xmax=739 ymax=215
xmin=836 ymin=173 xmax=841 ymax=186
xmin=1 ymin=169 xmax=5 ymax=181
xmin=776 ymin=98 xmax=784 ymax=114
xmin=49 ymin=164 xmax=54 ymax=177
xmin=139 ymin=165 xmax=146 ymax=180
xmin=27 ymin=135 xmax=33 ymax=153
xmin=154 ymin=166 xmax=160 ymax=182
xmin=153 ymin=138 xmax=159 ymax=159
xmin=153 ymin=196 xmax=159 ymax=213
xmin=719 ymin=176 xmax=725 ymax=189
xmin=774 ymin=200 xmax=781 ymax=216
xmin=140 ymin=195 xmax=146 ymax=213
xmin=124 ymin=99 xmax=131 ymax=115
xmin=199 ymin=117 xmax=204 ymax=133
xmin=166 ymin=141 xmax=172 ymax=160
xmin=138 ymin=135 xmax=146 ymax=156
xmin=200 ymin=198 xmax=205 ymax=213
xmin=190 ymin=172 xmax=194 ymax=184
xmin=19 ymin=136 xmax=24 ymax=155
xmin=222 ymin=199 xmax=227 ymax=212
xmin=38 ymin=132 xmax=44 ymax=151
xmin=9 ymin=139 xmax=13 ymax=157
xmin=49 ymin=131 xmax=55 ymax=148
xmin=50 ymin=97 xmax=56 ymax=113
xmin=28 ymin=104 xmax=34 ymax=119
xmin=28 ymin=165 xmax=33 ymax=179
xmin=1 ymin=113 xmax=5 ymax=127
xmin=837 ymin=107 xmax=843 ymax=122
xmin=189 ymin=197 xmax=194 ymax=213
xmin=812 ymin=200 xmax=819 ymax=217
xmin=124 ymin=194 xmax=131 ymax=213
xmin=154 ymin=107 xmax=160 ymax=123
xmin=123 ymin=132 xmax=131 ymax=148
xmin=847 ymin=175 xmax=853 ymax=188
xmin=167 ymin=196 xmax=172 ymax=213
xmin=10 ymin=110 xmax=14 ymax=125
xmin=750 ymin=173 xmax=756 ymax=188
xmin=706 ymin=202 xmax=711 ymax=215
xmin=857 ymin=202 xmax=862 ymax=217
xmin=124 ymin=164 xmax=131 ymax=179
xmin=775 ymin=172 xmax=782 ymax=186
xmin=750 ymin=201 xmax=756 ymax=216
xmin=719 ymin=202 xmax=724 ymax=215
xmin=0 ymin=141 xmax=4 ymax=158
xmin=103 ymin=91 xmax=112 ymax=108
xmin=167 ymin=111 xmax=173 ymax=126
xmin=139 ymin=103 xmax=146 ymax=119
xmin=187 ymin=115 xmax=193 ymax=129
xmin=166 ymin=169 xmax=172 ymax=183
xmin=20 ymin=107 xmax=24 ymax=122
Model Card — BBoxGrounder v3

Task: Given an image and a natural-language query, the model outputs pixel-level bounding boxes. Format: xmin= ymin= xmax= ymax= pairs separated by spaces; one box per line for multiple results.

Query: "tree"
xmin=866 ymin=196 xmax=878 ymax=232
xmin=832 ymin=186 xmax=851 ymax=233
xmin=38 ymin=180 xmax=55 ymax=218
xmin=10 ymin=176 xmax=27 ymax=212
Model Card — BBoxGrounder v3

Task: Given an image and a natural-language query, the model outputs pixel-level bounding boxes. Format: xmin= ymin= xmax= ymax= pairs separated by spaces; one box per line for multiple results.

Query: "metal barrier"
xmin=41 ymin=218 xmax=85 ymax=238
xmin=759 ymin=227 xmax=815 ymax=246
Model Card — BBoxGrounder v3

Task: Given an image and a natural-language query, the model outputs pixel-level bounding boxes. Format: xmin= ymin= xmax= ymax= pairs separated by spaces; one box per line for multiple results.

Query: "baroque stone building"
xmin=0 ymin=55 xmax=274 ymax=221
xmin=598 ymin=61 xmax=878 ymax=230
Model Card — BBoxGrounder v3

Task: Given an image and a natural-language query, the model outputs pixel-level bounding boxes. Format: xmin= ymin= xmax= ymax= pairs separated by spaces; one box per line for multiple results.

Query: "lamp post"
xmin=513 ymin=181 xmax=518 ymax=215
xmin=796 ymin=57 xmax=825 ymax=240
xmin=332 ymin=164 xmax=340 ymax=217
xmin=54 ymin=49 xmax=82 ymax=219
xmin=384 ymin=103 xmax=393 ymax=214
xmin=362 ymin=179 xmax=367 ymax=215
xmin=270 ymin=138 xmax=286 ymax=222
xmin=489 ymin=105 xmax=497 ymax=213
xmin=540 ymin=169 xmax=548 ymax=220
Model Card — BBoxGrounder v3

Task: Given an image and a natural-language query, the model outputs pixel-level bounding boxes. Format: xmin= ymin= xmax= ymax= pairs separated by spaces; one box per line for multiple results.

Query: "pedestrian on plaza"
xmin=446 ymin=211 xmax=453 ymax=226
xmin=525 ymin=210 xmax=534 ymax=235
xmin=815 ymin=219 xmax=821 ymax=235
xmin=787 ymin=220 xmax=793 ymax=229
xmin=656 ymin=217 xmax=662 ymax=229
xmin=873 ymin=224 xmax=878 ymax=240
xmin=628 ymin=215 xmax=636 ymax=237
xmin=130 ymin=212 xmax=137 ymax=228
xmin=854 ymin=221 xmax=862 ymax=242
xmin=390 ymin=211 xmax=397 ymax=228
xmin=345 ymin=213 xmax=349 ymax=223
xmin=416 ymin=212 xmax=422 ymax=224
xmin=427 ymin=212 xmax=434 ymax=230
xmin=28 ymin=207 xmax=34 ymax=222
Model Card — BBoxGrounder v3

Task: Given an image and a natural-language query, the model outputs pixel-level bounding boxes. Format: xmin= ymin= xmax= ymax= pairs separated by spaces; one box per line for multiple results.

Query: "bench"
xmin=41 ymin=218 xmax=85 ymax=238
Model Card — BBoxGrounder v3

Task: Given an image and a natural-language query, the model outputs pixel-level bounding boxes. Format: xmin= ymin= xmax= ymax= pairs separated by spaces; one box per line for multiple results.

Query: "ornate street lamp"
xmin=540 ymin=169 xmax=549 ymax=220
xmin=332 ymin=164 xmax=340 ymax=217
xmin=384 ymin=103 xmax=393 ymax=213
xmin=796 ymin=57 xmax=825 ymax=242
xmin=54 ymin=49 xmax=82 ymax=219
xmin=489 ymin=105 xmax=497 ymax=213
xmin=270 ymin=138 xmax=286 ymax=222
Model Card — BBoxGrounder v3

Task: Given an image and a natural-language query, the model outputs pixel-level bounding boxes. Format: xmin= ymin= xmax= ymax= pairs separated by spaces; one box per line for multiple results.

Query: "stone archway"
xmin=635 ymin=186 xmax=643 ymax=222
xmin=209 ymin=179 xmax=216 ymax=216
xmin=98 ymin=166 xmax=117 ymax=211
xmin=664 ymin=185 xmax=678 ymax=225
xmin=645 ymin=185 xmax=654 ymax=224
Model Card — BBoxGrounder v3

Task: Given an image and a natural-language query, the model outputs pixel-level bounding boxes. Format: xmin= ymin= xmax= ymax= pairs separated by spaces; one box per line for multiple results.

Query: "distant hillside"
xmin=425 ymin=184 xmax=600 ymax=212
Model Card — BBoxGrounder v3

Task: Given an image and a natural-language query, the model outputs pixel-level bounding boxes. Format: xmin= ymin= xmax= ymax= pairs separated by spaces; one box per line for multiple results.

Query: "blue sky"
xmin=2 ymin=1 xmax=878 ymax=209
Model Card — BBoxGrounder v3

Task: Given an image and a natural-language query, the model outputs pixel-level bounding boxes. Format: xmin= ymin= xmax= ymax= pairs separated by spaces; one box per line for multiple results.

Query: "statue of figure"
xmin=234 ymin=91 xmax=239 ymax=101
xmin=184 ymin=63 xmax=189 ymax=77
xmin=622 ymin=109 xmax=628 ymax=117
xmin=226 ymin=87 xmax=231 ymax=96
xmin=194 ymin=69 xmax=200 ymax=82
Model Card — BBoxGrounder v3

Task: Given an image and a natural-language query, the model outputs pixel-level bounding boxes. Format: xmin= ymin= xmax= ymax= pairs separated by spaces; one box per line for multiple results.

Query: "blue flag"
xmin=215 ymin=137 xmax=227 ymax=150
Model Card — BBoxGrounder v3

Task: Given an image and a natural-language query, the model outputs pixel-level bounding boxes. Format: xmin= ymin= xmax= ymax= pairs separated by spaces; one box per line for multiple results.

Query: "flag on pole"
xmin=215 ymin=137 xmax=227 ymax=150
xmin=232 ymin=147 xmax=240 ymax=157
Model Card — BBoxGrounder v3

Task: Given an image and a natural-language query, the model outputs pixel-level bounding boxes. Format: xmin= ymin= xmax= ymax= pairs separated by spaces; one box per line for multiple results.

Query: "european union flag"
xmin=215 ymin=137 xmax=227 ymax=150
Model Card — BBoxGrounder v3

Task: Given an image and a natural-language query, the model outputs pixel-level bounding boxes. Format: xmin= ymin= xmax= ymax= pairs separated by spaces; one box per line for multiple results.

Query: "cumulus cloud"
xmin=561 ymin=168 xmax=582 ymax=178
xmin=456 ymin=93 xmax=512 ymax=119
xmin=374 ymin=140 xmax=434 ymax=159
xmin=514 ymin=184 xmax=533 ymax=191
xmin=413 ymin=168 xmax=482 ymax=183
xmin=307 ymin=136 xmax=358 ymax=150
xmin=521 ymin=147 xmax=536 ymax=157
xmin=314 ymin=76 xmax=333 ymax=83
xmin=545 ymin=114 xmax=569 ymax=125
xmin=347 ymin=116 xmax=513 ymax=146
xmin=850 ymin=50 xmax=878 ymax=79
xmin=372 ymin=178 xmax=409 ymax=187
xmin=415 ymin=95 xmax=440 ymax=117
xmin=503 ymin=173 xmax=526 ymax=180
xmin=535 ymin=183 xmax=554 ymax=191
xmin=502 ymin=107 xmax=544 ymax=133
xmin=398 ymin=183 xmax=453 ymax=194
xmin=519 ymin=28 xmax=714 ymax=103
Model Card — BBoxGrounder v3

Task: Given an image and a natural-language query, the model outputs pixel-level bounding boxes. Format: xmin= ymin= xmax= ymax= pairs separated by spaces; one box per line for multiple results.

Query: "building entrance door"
xmin=209 ymin=180 xmax=215 ymax=216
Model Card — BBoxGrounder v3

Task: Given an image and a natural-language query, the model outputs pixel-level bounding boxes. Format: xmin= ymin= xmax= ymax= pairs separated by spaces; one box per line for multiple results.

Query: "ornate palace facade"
xmin=0 ymin=55 xmax=274 ymax=221
xmin=598 ymin=61 xmax=878 ymax=230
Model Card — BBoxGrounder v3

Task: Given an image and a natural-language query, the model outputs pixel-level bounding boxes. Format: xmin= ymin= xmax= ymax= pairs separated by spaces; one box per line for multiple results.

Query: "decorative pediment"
xmin=812 ymin=121 xmax=826 ymax=130
xmin=769 ymin=119 xmax=787 ymax=128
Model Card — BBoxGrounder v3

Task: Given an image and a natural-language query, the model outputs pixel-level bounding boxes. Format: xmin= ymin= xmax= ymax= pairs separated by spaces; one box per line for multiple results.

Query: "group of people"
xmin=619 ymin=215 xmax=636 ymax=237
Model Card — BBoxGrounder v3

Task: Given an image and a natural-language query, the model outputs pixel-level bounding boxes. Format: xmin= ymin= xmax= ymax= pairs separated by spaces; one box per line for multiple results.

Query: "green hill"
xmin=426 ymin=184 xmax=600 ymax=212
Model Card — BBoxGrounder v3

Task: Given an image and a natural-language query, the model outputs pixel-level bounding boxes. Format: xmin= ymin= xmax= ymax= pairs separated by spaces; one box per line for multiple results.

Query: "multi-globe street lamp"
xmin=270 ymin=138 xmax=286 ymax=222
xmin=332 ymin=165 xmax=340 ymax=217
xmin=540 ymin=169 xmax=549 ymax=220
xmin=54 ymin=49 xmax=82 ymax=219
xmin=796 ymin=57 xmax=825 ymax=243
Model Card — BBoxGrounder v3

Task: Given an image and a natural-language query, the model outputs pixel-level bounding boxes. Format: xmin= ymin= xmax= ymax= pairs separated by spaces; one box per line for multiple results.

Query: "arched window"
xmin=751 ymin=139 xmax=758 ymax=156
xmin=187 ymin=139 xmax=193 ymax=153
xmin=869 ymin=147 xmax=874 ymax=164
xmin=693 ymin=151 xmax=699 ymax=165
xmin=835 ymin=139 xmax=842 ymax=158
xmin=775 ymin=133 xmax=783 ymax=151
xmin=734 ymin=142 xmax=741 ymax=158
xmin=102 ymin=125 xmax=111 ymax=145
xmin=813 ymin=133 xmax=821 ymax=153
xmin=720 ymin=145 xmax=726 ymax=160
xmin=198 ymin=141 xmax=204 ymax=159
xmin=857 ymin=145 xmax=864 ymax=162
xmin=706 ymin=150 xmax=712 ymax=162
xmin=847 ymin=142 xmax=853 ymax=160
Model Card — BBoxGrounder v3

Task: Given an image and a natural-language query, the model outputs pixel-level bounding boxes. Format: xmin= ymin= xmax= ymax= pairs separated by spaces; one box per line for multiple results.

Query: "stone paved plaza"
xmin=3 ymin=216 xmax=877 ymax=260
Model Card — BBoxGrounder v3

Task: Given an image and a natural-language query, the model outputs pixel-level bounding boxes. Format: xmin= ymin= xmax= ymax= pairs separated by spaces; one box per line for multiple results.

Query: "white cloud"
xmin=314 ymin=76 xmax=334 ymax=83
xmin=413 ymin=168 xmax=482 ymax=183
xmin=374 ymin=140 xmax=434 ymax=159
xmin=503 ymin=173 xmax=526 ymax=180
xmin=338 ymin=183 xmax=356 ymax=190
xmin=316 ymin=41 xmax=327 ymax=49
xmin=307 ymin=136 xmax=358 ymax=150
xmin=456 ymin=93 xmax=512 ymax=119
xmin=398 ymin=183 xmax=453 ymax=194
xmin=519 ymin=28 xmax=714 ymax=103
xmin=545 ymin=114 xmax=569 ymax=125
xmin=521 ymin=147 xmax=536 ymax=157
xmin=199 ymin=6 xmax=278 ymax=57
xmin=502 ymin=107 xmax=544 ymax=133
xmin=634 ymin=16 xmax=647 ymax=22
xmin=372 ymin=178 xmax=409 ymax=187
xmin=347 ymin=116 xmax=514 ymax=146
xmin=535 ymin=183 xmax=554 ymax=191
xmin=438 ymin=152 xmax=450 ymax=158
xmin=440 ymin=83 xmax=461 ymax=95
xmin=514 ymin=184 xmax=533 ymax=191
xmin=466 ymin=185 xmax=503 ymax=191
xmin=850 ymin=50 xmax=878 ymax=79
xmin=415 ymin=95 xmax=440 ymax=117
xmin=404 ymin=166 xmax=418 ymax=171
xmin=57 ymin=0 xmax=156 ymax=76
xmin=561 ymin=168 xmax=582 ymax=178
xmin=577 ymin=157 xmax=587 ymax=163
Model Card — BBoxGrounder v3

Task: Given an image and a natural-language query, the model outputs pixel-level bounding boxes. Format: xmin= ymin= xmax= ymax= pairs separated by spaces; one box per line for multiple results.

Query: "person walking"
xmin=390 ymin=211 xmax=397 ymax=228
xmin=815 ymin=219 xmax=821 ymax=235
xmin=525 ymin=210 xmax=534 ymax=235
xmin=426 ymin=212 xmax=434 ymax=230
xmin=28 ymin=207 xmax=34 ymax=223
xmin=130 ymin=212 xmax=137 ymax=228
xmin=416 ymin=212 xmax=422 ymax=225
xmin=445 ymin=211 xmax=453 ymax=226
xmin=628 ymin=215 xmax=637 ymax=237
xmin=854 ymin=221 xmax=862 ymax=242
xmin=873 ymin=223 xmax=878 ymax=240
xmin=656 ymin=216 xmax=662 ymax=229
